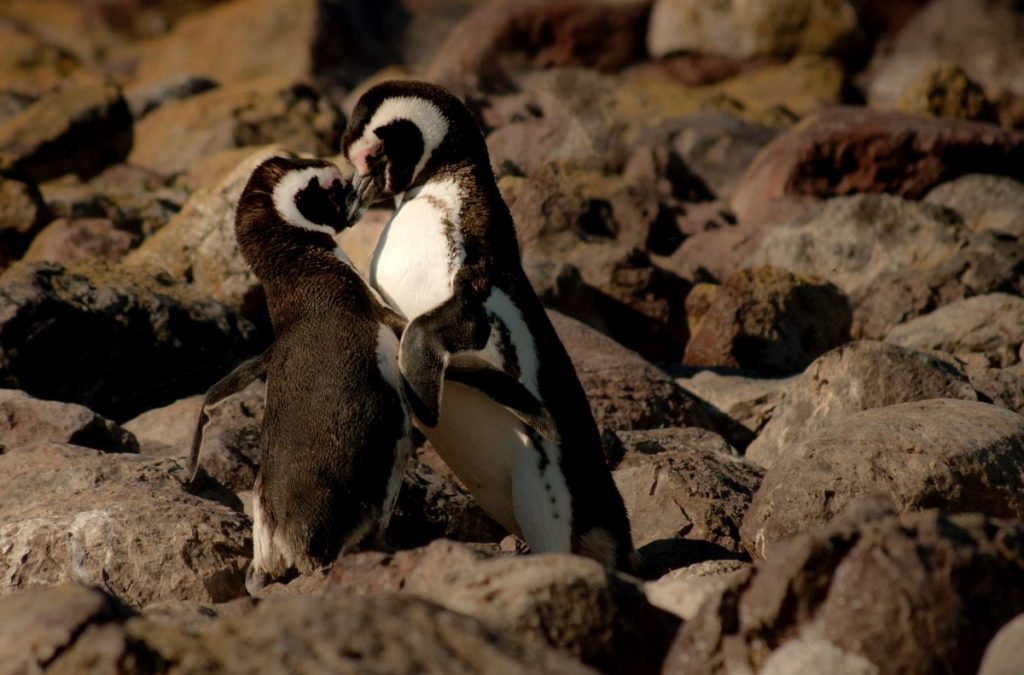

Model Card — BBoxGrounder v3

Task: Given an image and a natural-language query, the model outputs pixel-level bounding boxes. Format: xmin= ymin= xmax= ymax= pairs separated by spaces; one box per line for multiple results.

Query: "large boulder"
xmin=647 ymin=0 xmax=862 ymax=61
xmin=729 ymin=107 xmax=1024 ymax=224
xmin=0 ymin=388 xmax=138 ymax=453
xmin=746 ymin=341 xmax=978 ymax=468
xmin=0 ymin=81 xmax=133 ymax=183
xmin=924 ymin=173 xmax=1024 ymax=237
xmin=0 ymin=442 xmax=250 ymax=607
xmin=0 ymin=261 xmax=262 ymax=421
xmin=741 ymin=399 xmax=1024 ymax=559
xmin=682 ymin=267 xmax=851 ymax=375
xmin=886 ymin=293 xmax=1024 ymax=368
xmin=665 ymin=505 xmax=1024 ymax=675
xmin=549 ymin=310 xmax=713 ymax=431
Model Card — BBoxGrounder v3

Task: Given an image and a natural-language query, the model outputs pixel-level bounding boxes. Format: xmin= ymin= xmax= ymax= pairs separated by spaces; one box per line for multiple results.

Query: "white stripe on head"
xmin=272 ymin=165 xmax=344 ymax=235
xmin=348 ymin=96 xmax=449 ymax=185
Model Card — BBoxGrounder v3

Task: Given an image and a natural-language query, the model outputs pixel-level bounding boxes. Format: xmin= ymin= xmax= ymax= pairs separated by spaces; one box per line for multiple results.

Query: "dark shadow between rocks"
xmin=637 ymin=538 xmax=748 ymax=580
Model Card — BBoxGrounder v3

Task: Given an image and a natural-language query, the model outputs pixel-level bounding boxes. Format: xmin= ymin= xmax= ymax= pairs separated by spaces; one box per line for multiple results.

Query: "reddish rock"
xmin=730 ymin=107 xmax=1024 ymax=224
xmin=683 ymin=267 xmax=851 ymax=375
xmin=427 ymin=0 xmax=649 ymax=93
xmin=23 ymin=217 xmax=138 ymax=264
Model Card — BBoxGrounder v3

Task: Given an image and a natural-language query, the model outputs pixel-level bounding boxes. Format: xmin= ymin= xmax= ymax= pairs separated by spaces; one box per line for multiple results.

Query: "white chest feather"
xmin=370 ymin=179 xmax=464 ymax=319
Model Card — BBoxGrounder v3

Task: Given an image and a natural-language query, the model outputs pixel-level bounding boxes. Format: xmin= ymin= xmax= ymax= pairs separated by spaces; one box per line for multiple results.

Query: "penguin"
xmin=198 ymin=155 xmax=413 ymax=593
xmin=342 ymin=81 xmax=637 ymax=571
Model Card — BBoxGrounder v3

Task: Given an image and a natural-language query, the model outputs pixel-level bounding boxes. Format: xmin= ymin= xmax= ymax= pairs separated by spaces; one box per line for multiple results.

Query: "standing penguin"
xmin=205 ymin=155 xmax=412 ymax=593
xmin=343 ymin=81 xmax=636 ymax=571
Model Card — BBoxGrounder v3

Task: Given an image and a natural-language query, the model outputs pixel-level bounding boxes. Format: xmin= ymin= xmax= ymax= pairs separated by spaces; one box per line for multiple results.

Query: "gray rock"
xmin=741 ymin=399 xmax=1024 ymax=559
xmin=746 ymin=341 xmax=978 ymax=468
xmin=665 ymin=506 xmax=1024 ymax=675
xmin=968 ymin=363 xmax=1024 ymax=416
xmin=0 ymin=388 xmax=138 ymax=453
xmin=886 ymin=293 xmax=1024 ymax=368
xmin=925 ymin=174 xmax=1024 ymax=237
xmin=0 ymin=260 xmax=262 ymax=421
xmin=0 ymin=442 xmax=249 ymax=607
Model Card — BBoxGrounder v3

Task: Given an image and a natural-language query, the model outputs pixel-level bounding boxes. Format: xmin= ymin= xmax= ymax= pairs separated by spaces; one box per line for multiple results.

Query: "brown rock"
xmin=128 ymin=79 xmax=343 ymax=177
xmin=549 ymin=310 xmax=714 ymax=431
xmin=741 ymin=399 xmax=1024 ymax=560
xmin=924 ymin=173 xmax=1024 ymax=237
xmin=23 ymin=217 xmax=138 ymax=264
xmin=647 ymin=0 xmax=862 ymax=60
xmin=0 ymin=172 xmax=47 ymax=266
xmin=0 ymin=442 xmax=250 ymax=607
xmin=683 ymin=267 xmax=851 ymax=375
xmin=978 ymin=613 xmax=1024 ymax=675
xmin=0 ymin=17 xmax=81 ymax=98
xmin=123 ymin=393 xmax=204 ymax=454
xmin=0 ymin=388 xmax=138 ymax=453
xmin=968 ymin=364 xmax=1024 ymax=416
xmin=83 ymin=0 xmax=229 ymax=39
xmin=897 ymin=63 xmax=997 ymax=123
xmin=613 ymin=427 xmax=763 ymax=556
xmin=886 ymin=293 xmax=1024 ymax=368
xmin=746 ymin=341 xmax=978 ymax=468
xmin=643 ymin=559 xmax=749 ymax=620
xmin=665 ymin=506 xmax=1024 ymax=675
xmin=729 ymin=107 xmax=1024 ymax=224
xmin=427 ymin=0 xmax=649 ymax=94
xmin=0 ymin=260 xmax=262 ymax=421
xmin=0 ymin=82 xmax=132 ymax=183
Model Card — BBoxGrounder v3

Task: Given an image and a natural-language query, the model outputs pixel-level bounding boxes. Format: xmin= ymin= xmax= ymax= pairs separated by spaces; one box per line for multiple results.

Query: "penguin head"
xmin=242 ymin=156 xmax=358 ymax=237
xmin=343 ymin=80 xmax=488 ymax=217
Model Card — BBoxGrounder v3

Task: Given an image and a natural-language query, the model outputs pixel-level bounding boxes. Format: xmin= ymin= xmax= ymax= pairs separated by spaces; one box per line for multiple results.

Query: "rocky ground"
xmin=1 ymin=0 xmax=1023 ymax=673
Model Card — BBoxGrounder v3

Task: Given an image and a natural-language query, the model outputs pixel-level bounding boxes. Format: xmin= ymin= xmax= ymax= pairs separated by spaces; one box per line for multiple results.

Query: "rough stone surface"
xmin=730 ymin=107 xmax=1024 ymax=224
xmin=613 ymin=428 xmax=763 ymax=555
xmin=0 ymin=172 xmax=47 ymax=266
xmin=682 ymin=267 xmax=852 ymax=375
xmin=0 ymin=261 xmax=262 ymax=421
xmin=665 ymin=506 xmax=1024 ymax=675
xmin=924 ymin=174 xmax=1024 ymax=237
xmin=0 ymin=388 xmax=139 ymax=453
xmin=741 ymin=399 xmax=1024 ymax=559
xmin=0 ymin=442 xmax=250 ymax=607
xmin=128 ymin=79 xmax=344 ymax=177
xmin=968 ymin=364 xmax=1024 ymax=417
xmin=23 ymin=217 xmax=139 ymax=264
xmin=549 ymin=310 xmax=714 ymax=431
xmin=746 ymin=341 xmax=978 ymax=468
xmin=647 ymin=0 xmax=862 ymax=60
xmin=896 ymin=63 xmax=995 ymax=123
xmin=643 ymin=559 xmax=749 ymax=621
xmin=0 ymin=82 xmax=133 ymax=183
xmin=886 ymin=293 xmax=1024 ymax=368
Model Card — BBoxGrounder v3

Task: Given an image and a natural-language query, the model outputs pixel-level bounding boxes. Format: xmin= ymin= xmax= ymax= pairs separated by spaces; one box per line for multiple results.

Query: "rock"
xmin=0 ymin=16 xmax=81 ymax=98
xmin=128 ymin=79 xmax=344 ymax=177
xmin=647 ymin=0 xmax=862 ymax=60
xmin=925 ymin=173 xmax=1024 ymax=237
xmin=748 ymin=193 xmax=970 ymax=295
xmin=978 ymin=613 xmax=1024 ymax=675
xmin=126 ymin=145 xmax=289 ymax=319
xmin=612 ymin=428 xmax=762 ymax=557
xmin=126 ymin=74 xmax=219 ymax=118
xmin=40 ymin=163 xmax=186 ymax=238
xmin=746 ymin=341 xmax=978 ymax=468
xmin=0 ymin=388 xmax=138 ymax=453
xmin=729 ymin=107 xmax=1024 ymax=224
xmin=864 ymin=0 xmax=1024 ymax=104
xmin=682 ymin=267 xmax=851 ymax=375
xmin=0 ymin=82 xmax=133 ymax=183
xmin=0 ymin=261 xmax=262 ymax=421
xmin=427 ymin=0 xmax=649 ymax=94
xmin=968 ymin=364 xmax=1024 ymax=416
xmin=886 ymin=293 xmax=1024 ymax=368
xmin=741 ymin=399 xmax=1024 ymax=559
xmin=0 ymin=442 xmax=250 ymax=607
xmin=897 ymin=63 xmax=996 ymax=123
xmin=22 ymin=217 xmax=139 ymax=264
xmin=643 ymin=559 xmax=748 ymax=620
xmin=0 ymin=172 xmax=47 ymax=266
xmin=123 ymin=393 xmax=204 ymax=454
xmin=81 ymin=0 xmax=229 ymax=39
xmin=614 ymin=426 xmax=739 ymax=469
xmin=849 ymin=228 xmax=1024 ymax=339
xmin=664 ymin=507 xmax=1024 ymax=675
xmin=388 ymin=456 xmax=508 ymax=548
xmin=129 ymin=0 xmax=390 ymax=91
xmin=669 ymin=109 xmax=778 ymax=199
xmin=402 ymin=550 xmax=679 ymax=675
xmin=672 ymin=368 xmax=793 ymax=450
xmin=0 ymin=583 xmax=133 ymax=675
xmin=549 ymin=310 xmax=714 ymax=431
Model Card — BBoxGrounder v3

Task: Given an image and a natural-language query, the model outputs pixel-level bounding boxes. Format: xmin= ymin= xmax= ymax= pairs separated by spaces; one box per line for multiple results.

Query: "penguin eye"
xmin=294 ymin=177 xmax=340 ymax=227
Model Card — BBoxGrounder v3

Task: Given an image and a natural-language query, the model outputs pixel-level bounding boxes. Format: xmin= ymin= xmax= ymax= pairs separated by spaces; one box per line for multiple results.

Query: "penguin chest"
xmin=370 ymin=183 xmax=463 ymax=319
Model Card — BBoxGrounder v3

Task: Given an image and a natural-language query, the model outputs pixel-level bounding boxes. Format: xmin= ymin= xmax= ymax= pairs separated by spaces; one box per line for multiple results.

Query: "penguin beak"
xmin=347 ymin=172 xmax=382 ymax=224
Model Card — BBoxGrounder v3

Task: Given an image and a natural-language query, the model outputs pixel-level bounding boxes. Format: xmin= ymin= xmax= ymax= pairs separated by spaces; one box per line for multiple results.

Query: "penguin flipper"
xmin=398 ymin=292 xmax=492 ymax=428
xmin=446 ymin=355 xmax=560 ymax=443
xmin=186 ymin=351 xmax=270 ymax=488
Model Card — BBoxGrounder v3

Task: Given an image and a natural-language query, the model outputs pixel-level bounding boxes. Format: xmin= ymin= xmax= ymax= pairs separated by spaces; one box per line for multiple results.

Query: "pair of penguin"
xmin=190 ymin=81 xmax=636 ymax=592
